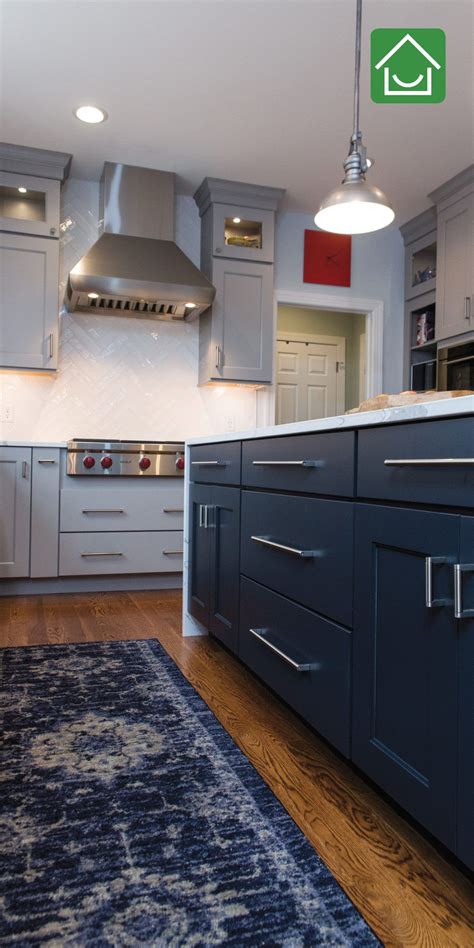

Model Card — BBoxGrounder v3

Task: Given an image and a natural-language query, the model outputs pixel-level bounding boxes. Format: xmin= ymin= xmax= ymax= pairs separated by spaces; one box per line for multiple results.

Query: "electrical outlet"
xmin=1 ymin=404 xmax=14 ymax=423
xmin=224 ymin=415 xmax=235 ymax=432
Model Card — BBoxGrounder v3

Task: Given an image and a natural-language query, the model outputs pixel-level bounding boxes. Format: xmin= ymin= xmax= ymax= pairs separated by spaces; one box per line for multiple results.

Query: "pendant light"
xmin=314 ymin=0 xmax=394 ymax=234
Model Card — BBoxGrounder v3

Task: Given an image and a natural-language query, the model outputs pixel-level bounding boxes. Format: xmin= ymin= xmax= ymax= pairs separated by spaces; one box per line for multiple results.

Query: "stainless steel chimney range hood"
xmin=64 ymin=163 xmax=215 ymax=320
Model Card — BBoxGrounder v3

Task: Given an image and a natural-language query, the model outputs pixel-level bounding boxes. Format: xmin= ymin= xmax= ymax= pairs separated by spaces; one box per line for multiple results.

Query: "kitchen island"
xmin=183 ymin=394 xmax=474 ymax=870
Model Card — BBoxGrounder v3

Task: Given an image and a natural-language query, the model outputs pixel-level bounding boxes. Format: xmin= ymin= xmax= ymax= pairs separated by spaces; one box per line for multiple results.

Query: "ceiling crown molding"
xmin=194 ymin=176 xmax=285 ymax=217
xmin=0 ymin=142 xmax=72 ymax=181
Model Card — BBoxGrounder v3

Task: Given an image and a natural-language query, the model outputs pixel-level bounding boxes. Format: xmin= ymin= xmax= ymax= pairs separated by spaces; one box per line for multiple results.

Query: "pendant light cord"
xmin=352 ymin=0 xmax=362 ymax=148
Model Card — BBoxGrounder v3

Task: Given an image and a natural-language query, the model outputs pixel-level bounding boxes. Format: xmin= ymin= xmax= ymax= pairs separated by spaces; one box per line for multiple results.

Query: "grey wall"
xmin=277 ymin=306 xmax=366 ymax=410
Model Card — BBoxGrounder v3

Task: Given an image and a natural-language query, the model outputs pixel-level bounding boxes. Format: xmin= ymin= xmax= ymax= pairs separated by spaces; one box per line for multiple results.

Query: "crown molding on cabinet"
xmin=194 ymin=176 xmax=285 ymax=217
xmin=0 ymin=142 xmax=72 ymax=181
xmin=399 ymin=207 xmax=437 ymax=246
xmin=428 ymin=164 xmax=474 ymax=207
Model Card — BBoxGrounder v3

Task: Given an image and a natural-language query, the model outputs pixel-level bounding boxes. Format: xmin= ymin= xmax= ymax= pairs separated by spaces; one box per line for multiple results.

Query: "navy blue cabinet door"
xmin=352 ymin=504 xmax=459 ymax=850
xmin=188 ymin=483 xmax=211 ymax=626
xmin=457 ymin=516 xmax=474 ymax=870
xmin=209 ymin=486 xmax=241 ymax=654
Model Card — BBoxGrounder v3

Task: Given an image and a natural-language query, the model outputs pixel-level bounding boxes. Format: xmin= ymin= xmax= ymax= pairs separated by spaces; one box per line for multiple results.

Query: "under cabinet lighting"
xmin=18 ymin=186 xmax=27 ymax=194
xmin=232 ymin=217 xmax=241 ymax=223
xmin=74 ymin=105 xmax=108 ymax=124
xmin=87 ymin=292 xmax=99 ymax=299
xmin=185 ymin=302 xmax=196 ymax=309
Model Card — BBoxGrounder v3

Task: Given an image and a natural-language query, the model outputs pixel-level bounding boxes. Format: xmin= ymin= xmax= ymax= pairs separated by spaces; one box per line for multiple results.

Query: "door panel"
xmin=0 ymin=447 xmax=31 ymax=578
xmin=457 ymin=516 xmax=474 ymax=869
xmin=276 ymin=339 xmax=343 ymax=423
xmin=211 ymin=258 xmax=273 ymax=382
xmin=436 ymin=194 xmax=474 ymax=339
xmin=0 ymin=233 xmax=59 ymax=369
xmin=209 ymin=486 xmax=240 ymax=653
xmin=188 ymin=483 xmax=211 ymax=626
xmin=353 ymin=504 xmax=459 ymax=849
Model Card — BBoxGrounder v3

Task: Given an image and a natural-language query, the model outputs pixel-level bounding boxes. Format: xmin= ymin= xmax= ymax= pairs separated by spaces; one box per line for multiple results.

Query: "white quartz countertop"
xmin=0 ymin=441 xmax=67 ymax=448
xmin=186 ymin=395 xmax=474 ymax=446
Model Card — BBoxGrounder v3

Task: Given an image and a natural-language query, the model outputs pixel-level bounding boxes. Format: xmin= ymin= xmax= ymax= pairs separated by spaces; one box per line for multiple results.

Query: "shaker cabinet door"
xmin=436 ymin=192 xmax=474 ymax=339
xmin=457 ymin=516 xmax=474 ymax=870
xmin=0 ymin=233 xmax=59 ymax=369
xmin=208 ymin=486 xmax=240 ymax=653
xmin=0 ymin=447 xmax=32 ymax=578
xmin=352 ymin=504 xmax=459 ymax=850
xmin=210 ymin=258 xmax=273 ymax=383
xmin=188 ymin=483 xmax=212 ymax=627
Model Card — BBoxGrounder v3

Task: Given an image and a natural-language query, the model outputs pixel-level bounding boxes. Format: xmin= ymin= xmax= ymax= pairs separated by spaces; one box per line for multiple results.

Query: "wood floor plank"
xmin=1 ymin=589 xmax=472 ymax=947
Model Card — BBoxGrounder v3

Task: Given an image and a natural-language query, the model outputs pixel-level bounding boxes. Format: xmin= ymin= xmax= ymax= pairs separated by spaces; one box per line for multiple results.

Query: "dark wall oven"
xmin=438 ymin=341 xmax=474 ymax=392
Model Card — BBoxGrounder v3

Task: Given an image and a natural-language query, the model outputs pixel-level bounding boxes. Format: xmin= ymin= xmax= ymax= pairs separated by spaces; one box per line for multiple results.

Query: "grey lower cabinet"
xmin=0 ymin=232 xmax=59 ymax=369
xmin=0 ymin=447 xmax=32 ymax=578
xmin=200 ymin=258 xmax=273 ymax=384
xmin=188 ymin=482 xmax=240 ymax=653
xmin=30 ymin=448 xmax=60 ymax=577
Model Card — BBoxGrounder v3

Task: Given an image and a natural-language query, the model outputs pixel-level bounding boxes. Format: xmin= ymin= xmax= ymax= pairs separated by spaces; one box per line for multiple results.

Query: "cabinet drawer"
xmin=240 ymin=490 xmax=353 ymax=627
xmin=59 ymin=531 xmax=183 ymax=576
xmin=60 ymin=489 xmax=184 ymax=532
xmin=239 ymin=577 xmax=351 ymax=756
xmin=242 ymin=431 xmax=355 ymax=496
xmin=189 ymin=441 xmax=241 ymax=485
xmin=357 ymin=418 xmax=474 ymax=507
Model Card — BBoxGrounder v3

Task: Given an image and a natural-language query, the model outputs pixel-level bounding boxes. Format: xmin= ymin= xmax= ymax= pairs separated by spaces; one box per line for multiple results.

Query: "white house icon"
xmin=375 ymin=33 xmax=442 ymax=96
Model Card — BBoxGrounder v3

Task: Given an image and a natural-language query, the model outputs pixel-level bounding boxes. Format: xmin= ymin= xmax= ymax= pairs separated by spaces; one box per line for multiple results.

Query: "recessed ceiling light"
xmin=185 ymin=302 xmax=196 ymax=309
xmin=232 ymin=217 xmax=241 ymax=223
xmin=87 ymin=292 xmax=99 ymax=299
xmin=74 ymin=105 xmax=108 ymax=124
xmin=18 ymin=186 xmax=28 ymax=194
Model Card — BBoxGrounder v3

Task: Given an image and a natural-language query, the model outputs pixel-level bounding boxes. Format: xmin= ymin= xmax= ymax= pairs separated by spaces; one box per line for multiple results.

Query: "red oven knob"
xmin=83 ymin=455 xmax=95 ymax=469
xmin=101 ymin=456 xmax=113 ymax=469
xmin=139 ymin=457 xmax=151 ymax=471
xmin=176 ymin=456 xmax=185 ymax=470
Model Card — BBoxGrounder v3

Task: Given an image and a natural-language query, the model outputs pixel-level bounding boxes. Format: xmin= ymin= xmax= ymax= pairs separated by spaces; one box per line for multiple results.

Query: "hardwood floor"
xmin=1 ymin=590 xmax=472 ymax=946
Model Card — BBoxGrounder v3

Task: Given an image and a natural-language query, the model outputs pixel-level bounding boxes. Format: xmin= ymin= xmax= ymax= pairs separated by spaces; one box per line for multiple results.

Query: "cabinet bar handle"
xmin=384 ymin=458 xmax=474 ymax=466
xmin=199 ymin=504 xmax=205 ymax=527
xmin=249 ymin=628 xmax=314 ymax=671
xmin=191 ymin=460 xmax=226 ymax=467
xmin=251 ymin=535 xmax=319 ymax=559
xmin=163 ymin=507 xmax=184 ymax=513
xmin=37 ymin=458 xmax=56 ymax=464
xmin=82 ymin=508 xmax=124 ymax=514
xmin=80 ymin=551 xmax=124 ymax=557
xmin=21 ymin=461 xmax=28 ymax=478
xmin=252 ymin=459 xmax=321 ymax=468
xmin=465 ymin=297 xmax=471 ymax=321
xmin=425 ymin=556 xmax=452 ymax=608
xmin=454 ymin=564 xmax=474 ymax=619
xmin=163 ymin=550 xmax=183 ymax=556
xmin=48 ymin=333 xmax=54 ymax=359
xmin=215 ymin=345 xmax=223 ymax=370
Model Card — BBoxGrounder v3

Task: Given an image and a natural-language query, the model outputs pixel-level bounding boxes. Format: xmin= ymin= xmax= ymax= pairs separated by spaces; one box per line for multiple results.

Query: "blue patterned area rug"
xmin=1 ymin=640 xmax=379 ymax=946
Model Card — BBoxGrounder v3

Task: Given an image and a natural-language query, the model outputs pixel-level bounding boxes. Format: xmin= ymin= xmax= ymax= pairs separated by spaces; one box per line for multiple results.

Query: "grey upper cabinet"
xmin=0 ymin=143 xmax=71 ymax=372
xmin=194 ymin=176 xmax=284 ymax=385
xmin=435 ymin=191 xmax=474 ymax=340
xmin=0 ymin=446 xmax=32 ymax=578
xmin=0 ymin=232 xmax=59 ymax=369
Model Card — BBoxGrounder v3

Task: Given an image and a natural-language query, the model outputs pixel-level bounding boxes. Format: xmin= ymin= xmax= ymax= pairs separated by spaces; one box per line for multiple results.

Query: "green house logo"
xmin=371 ymin=29 xmax=445 ymax=103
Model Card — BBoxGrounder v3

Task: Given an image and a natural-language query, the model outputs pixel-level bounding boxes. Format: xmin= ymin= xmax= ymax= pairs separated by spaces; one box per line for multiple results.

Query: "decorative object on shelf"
xmin=415 ymin=309 xmax=435 ymax=346
xmin=413 ymin=265 xmax=436 ymax=286
xmin=303 ymin=230 xmax=351 ymax=286
xmin=314 ymin=0 xmax=394 ymax=234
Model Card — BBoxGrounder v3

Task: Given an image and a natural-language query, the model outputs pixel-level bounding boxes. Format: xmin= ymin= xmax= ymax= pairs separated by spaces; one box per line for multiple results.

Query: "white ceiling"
xmin=1 ymin=0 xmax=473 ymax=224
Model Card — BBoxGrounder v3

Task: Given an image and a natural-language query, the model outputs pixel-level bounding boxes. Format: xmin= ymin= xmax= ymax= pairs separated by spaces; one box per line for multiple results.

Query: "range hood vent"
xmin=64 ymin=163 xmax=215 ymax=320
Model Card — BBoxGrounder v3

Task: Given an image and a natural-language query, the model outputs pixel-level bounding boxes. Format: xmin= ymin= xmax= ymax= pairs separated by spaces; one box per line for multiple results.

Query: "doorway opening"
xmin=275 ymin=305 xmax=367 ymax=424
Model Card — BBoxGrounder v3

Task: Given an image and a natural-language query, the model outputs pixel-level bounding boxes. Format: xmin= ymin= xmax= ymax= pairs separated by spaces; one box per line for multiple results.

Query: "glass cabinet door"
xmin=212 ymin=203 xmax=275 ymax=263
xmin=0 ymin=171 xmax=60 ymax=238
xmin=405 ymin=230 xmax=437 ymax=300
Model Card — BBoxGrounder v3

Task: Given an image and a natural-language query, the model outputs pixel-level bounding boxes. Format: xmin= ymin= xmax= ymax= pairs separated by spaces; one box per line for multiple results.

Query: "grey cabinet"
xmin=30 ymin=449 xmax=60 ymax=578
xmin=0 ymin=233 xmax=59 ymax=369
xmin=205 ymin=258 xmax=273 ymax=383
xmin=0 ymin=447 xmax=31 ymax=578
xmin=0 ymin=171 xmax=60 ymax=238
xmin=194 ymin=176 xmax=284 ymax=385
xmin=435 ymin=191 xmax=474 ymax=340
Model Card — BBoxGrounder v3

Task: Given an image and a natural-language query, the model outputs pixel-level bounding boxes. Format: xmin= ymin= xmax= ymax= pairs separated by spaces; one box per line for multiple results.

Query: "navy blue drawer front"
xmin=240 ymin=490 xmax=353 ymax=627
xmin=357 ymin=418 xmax=474 ymax=507
xmin=239 ymin=577 xmax=351 ymax=756
xmin=189 ymin=441 xmax=241 ymax=485
xmin=242 ymin=431 xmax=355 ymax=496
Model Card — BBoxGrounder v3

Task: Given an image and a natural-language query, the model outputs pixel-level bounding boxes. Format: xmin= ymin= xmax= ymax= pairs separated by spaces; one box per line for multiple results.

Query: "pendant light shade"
xmin=315 ymin=0 xmax=394 ymax=235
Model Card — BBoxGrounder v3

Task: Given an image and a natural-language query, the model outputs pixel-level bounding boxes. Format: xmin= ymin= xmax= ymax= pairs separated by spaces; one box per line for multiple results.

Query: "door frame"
xmin=257 ymin=288 xmax=384 ymax=427
xmin=276 ymin=330 xmax=346 ymax=417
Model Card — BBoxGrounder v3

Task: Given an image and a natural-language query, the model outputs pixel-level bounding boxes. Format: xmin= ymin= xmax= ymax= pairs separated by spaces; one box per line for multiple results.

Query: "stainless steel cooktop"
xmin=67 ymin=439 xmax=185 ymax=476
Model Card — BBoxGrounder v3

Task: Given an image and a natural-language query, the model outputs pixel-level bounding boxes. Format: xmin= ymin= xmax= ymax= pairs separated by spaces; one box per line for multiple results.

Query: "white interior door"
xmin=276 ymin=337 xmax=345 ymax=424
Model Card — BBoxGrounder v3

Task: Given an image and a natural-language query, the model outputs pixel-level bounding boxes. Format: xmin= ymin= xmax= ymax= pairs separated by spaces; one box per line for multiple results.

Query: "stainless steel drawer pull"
xmin=163 ymin=550 xmax=183 ymax=556
xmin=252 ymin=459 xmax=321 ymax=468
xmin=21 ymin=461 xmax=28 ymax=478
xmin=80 ymin=551 xmax=124 ymax=557
xmin=82 ymin=508 xmax=124 ymax=514
xmin=454 ymin=564 xmax=474 ymax=619
xmin=163 ymin=507 xmax=184 ymax=514
xmin=48 ymin=333 xmax=54 ymax=359
xmin=37 ymin=458 xmax=56 ymax=464
xmin=384 ymin=458 xmax=474 ymax=466
xmin=465 ymin=296 xmax=471 ymax=321
xmin=251 ymin=535 xmax=319 ymax=559
xmin=249 ymin=628 xmax=314 ymax=672
xmin=425 ymin=556 xmax=452 ymax=608
xmin=191 ymin=460 xmax=226 ymax=467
